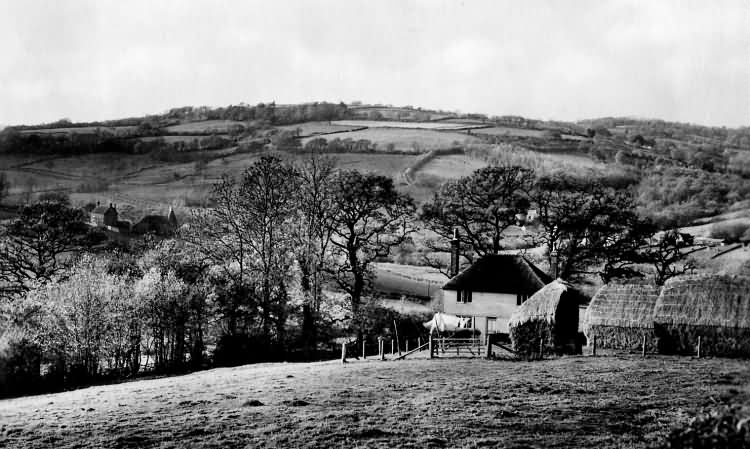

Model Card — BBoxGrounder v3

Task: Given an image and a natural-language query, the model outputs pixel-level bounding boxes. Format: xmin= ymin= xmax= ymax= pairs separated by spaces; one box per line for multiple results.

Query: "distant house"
xmin=89 ymin=203 xmax=118 ymax=228
xmin=88 ymin=203 xmax=131 ymax=233
xmin=133 ymin=207 xmax=178 ymax=236
xmin=442 ymin=253 xmax=551 ymax=339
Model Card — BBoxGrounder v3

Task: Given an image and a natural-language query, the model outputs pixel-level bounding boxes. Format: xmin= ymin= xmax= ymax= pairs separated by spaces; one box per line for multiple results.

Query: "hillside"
xmin=1 ymin=355 xmax=747 ymax=448
xmin=1 ymin=102 xmax=750 ymax=278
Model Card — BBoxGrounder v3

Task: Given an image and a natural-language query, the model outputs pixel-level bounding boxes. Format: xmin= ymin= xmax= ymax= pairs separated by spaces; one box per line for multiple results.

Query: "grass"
xmin=0 ymin=355 xmax=747 ymax=448
xmin=331 ymin=120 xmax=488 ymax=130
xmin=274 ymin=121 xmax=364 ymax=137
xmin=416 ymin=154 xmax=487 ymax=180
xmin=17 ymin=126 xmax=136 ymax=135
xmin=301 ymin=128 xmax=481 ymax=153
xmin=164 ymin=120 xmax=246 ymax=134
xmin=373 ymin=263 xmax=446 ymax=299
xmin=472 ymin=126 xmax=547 ymax=137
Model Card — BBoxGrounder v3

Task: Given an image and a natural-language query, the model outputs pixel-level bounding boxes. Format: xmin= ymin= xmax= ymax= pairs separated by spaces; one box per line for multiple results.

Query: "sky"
xmin=0 ymin=0 xmax=747 ymax=127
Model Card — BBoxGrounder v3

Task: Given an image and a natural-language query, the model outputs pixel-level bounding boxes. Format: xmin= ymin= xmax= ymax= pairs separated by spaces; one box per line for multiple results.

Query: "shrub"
xmin=663 ymin=406 xmax=750 ymax=448
xmin=0 ymin=329 xmax=42 ymax=398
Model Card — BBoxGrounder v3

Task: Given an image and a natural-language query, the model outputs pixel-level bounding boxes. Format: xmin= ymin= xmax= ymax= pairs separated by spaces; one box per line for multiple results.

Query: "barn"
xmin=508 ymin=279 xmax=585 ymax=358
xmin=583 ymin=282 xmax=661 ymax=352
xmin=654 ymin=275 xmax=750 ymax=357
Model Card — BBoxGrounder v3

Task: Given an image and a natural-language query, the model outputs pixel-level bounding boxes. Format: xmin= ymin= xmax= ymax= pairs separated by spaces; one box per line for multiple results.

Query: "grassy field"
xmin=373 ymin=262 xmax=446 ymax=299
xmin=301 ymin=128 xmax=481 ymax=153
xmin=417 ymin=154 xmax=487 ymax=180
xmin=275 ymin=121 xmax=364 ymax=137
xmin=0 ymin=355 xmax=747 ymax=448
xmin=331 ymin=120 xmax=488 ymax=130
xmin=17 ymin=126 xmax=137 ymax=135
xmin=472 ymin=126 xmax=547 ymax=137
xmin=164 ymin=120 xmax=246 ymax=134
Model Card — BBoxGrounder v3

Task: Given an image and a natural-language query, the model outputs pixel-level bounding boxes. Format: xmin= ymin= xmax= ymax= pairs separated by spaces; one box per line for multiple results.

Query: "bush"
xmin=663 ymin=406 xmax=750 ymax=448
xmin=0 ymin=330 xmax=42 ymax=398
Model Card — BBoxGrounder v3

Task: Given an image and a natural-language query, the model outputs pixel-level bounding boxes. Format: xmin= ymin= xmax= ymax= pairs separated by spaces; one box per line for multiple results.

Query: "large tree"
xmin=0 ymin=199 xmax=104 ymax=299
xmin=532 ymin=173 xmax=648 ymax=281
xmin=292 ymin=149 xmax=337 ymax=358
xmin=327 ymin=171 xmax=415 ymax=336
xmin=420 ymin=165 xmax=534 ymax=274
xmin=184 ymin=156 xmax=299 ymax=350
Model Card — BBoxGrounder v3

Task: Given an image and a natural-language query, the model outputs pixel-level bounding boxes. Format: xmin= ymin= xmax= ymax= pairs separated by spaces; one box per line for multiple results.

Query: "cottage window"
xmin=487 ymin=317 xmax=497 ymax=333
xmin=458 ymin=290 xmax=472 ymax=303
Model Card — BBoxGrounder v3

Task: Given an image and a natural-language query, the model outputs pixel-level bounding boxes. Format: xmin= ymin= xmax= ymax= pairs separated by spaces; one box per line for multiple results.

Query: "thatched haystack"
xmin=509 ymin=280 xmax=583 ymax=359
xmin=654 ymin=275 xmax=750 ymax=357
xmin=583 ymin=282 xmax=661 ymax=352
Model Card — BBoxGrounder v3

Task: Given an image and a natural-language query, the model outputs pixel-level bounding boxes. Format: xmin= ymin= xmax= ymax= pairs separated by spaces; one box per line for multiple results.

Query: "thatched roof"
xmin=508 ymin=279 xmax=582 ymax=327
xmin=442 ymin=254 xmax=551 ymax=294
xmin=654 ymin=275 xmax=750 ymax=328
xmin=584 ymin=282 xmax=661 ymax=330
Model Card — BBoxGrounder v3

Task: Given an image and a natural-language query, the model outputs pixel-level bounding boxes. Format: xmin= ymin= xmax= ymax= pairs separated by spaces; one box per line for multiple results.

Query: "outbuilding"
xmin=654 ymin=275 xmax=750 ymax=357
xmin=583 ymin=282 xmax=661 ymax=352
xmin=508 ymin=279 xmax=585 ymax=358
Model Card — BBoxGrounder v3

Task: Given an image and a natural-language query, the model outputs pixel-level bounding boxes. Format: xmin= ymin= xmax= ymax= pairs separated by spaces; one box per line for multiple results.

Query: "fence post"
xmin=697 ymin=336 xmax=702 ymax=359
xmin=362 ymin=339 xmax=366 ymax=359
xmin=341 ymin=342 xmax=347 ymax=364
xmin=485 ymin=339 xmax=492 ymax=359
xmin=642 ymin=335 xmax=646 ymax=357
xmin=592 ymin=336 xmax=597 ymax=357
xmin=539 ymin=336 xmax=544 ymax=360
xmin=429 ymin=334 xmax=434 ymax=359
xmin=406 ymin=340 xmax=409 ymax=353
xmin=391 ymin=339 xmax=395 ymax=356
xmin=418 ymin=337 xmax=422 ymax=351
xmin=378 ymin=337 xmax=383 ymax=360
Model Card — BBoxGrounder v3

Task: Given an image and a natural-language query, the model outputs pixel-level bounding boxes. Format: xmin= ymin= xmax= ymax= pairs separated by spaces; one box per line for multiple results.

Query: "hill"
xmin=2 ymin=101 xmax=750 ymax=276
xmin=0 ymin=356 xmax=747 ymax=448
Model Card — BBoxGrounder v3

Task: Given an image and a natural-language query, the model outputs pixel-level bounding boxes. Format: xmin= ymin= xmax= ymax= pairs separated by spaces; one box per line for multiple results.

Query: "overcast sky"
xmin=0 ymin=0 xmax=747 ymax=127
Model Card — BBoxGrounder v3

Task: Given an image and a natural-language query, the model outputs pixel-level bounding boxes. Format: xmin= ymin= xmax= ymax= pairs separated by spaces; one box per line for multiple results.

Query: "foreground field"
xmin=1 ymin=356 xmax=747 ymax=448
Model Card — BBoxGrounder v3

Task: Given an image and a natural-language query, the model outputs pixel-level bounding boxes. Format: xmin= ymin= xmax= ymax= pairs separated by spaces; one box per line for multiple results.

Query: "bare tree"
xmin=293 ymin=148 xmax=337 ymax=358
xmin=327 ymin=171 xmax=416 ymax=338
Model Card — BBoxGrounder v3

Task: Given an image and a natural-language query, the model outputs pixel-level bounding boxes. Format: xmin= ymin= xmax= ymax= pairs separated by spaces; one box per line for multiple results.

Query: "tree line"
xmin=0 ymin=154 xmax=694 ymax=397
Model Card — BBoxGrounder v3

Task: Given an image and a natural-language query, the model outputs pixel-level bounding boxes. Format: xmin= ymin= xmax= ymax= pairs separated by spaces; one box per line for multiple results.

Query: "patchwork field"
xmin=301 ymin=128 xmax=481 ymax=153
xmin=1 ymin=356 xmax=747 ymax=448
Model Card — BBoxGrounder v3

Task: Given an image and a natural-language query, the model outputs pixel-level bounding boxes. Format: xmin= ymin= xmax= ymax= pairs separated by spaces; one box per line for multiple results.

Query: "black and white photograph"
xmin=0 ymin=1 xmax=749 ymax=447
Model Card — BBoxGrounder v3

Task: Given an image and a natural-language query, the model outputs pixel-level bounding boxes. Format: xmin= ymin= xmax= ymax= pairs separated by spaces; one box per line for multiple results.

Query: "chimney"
xmin=550 ymin=251 xmax=558 ymax=279
xmin=449 ymin=228 xmax=460 ymax=278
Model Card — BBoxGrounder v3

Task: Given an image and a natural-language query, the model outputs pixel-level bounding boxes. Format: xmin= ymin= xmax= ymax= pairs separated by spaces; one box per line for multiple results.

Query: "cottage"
xmin=508 ymin=279 xmax=585 ymax=357
xmin=583 ymin=282 xmax=661 ymax=352
xmin=654 ymin=275 xmax=750 ymax=357
xmin=89 ymin=203 xmax=118 ymax=228
xmin=442 ymin=254 xmax=551 ymax=340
